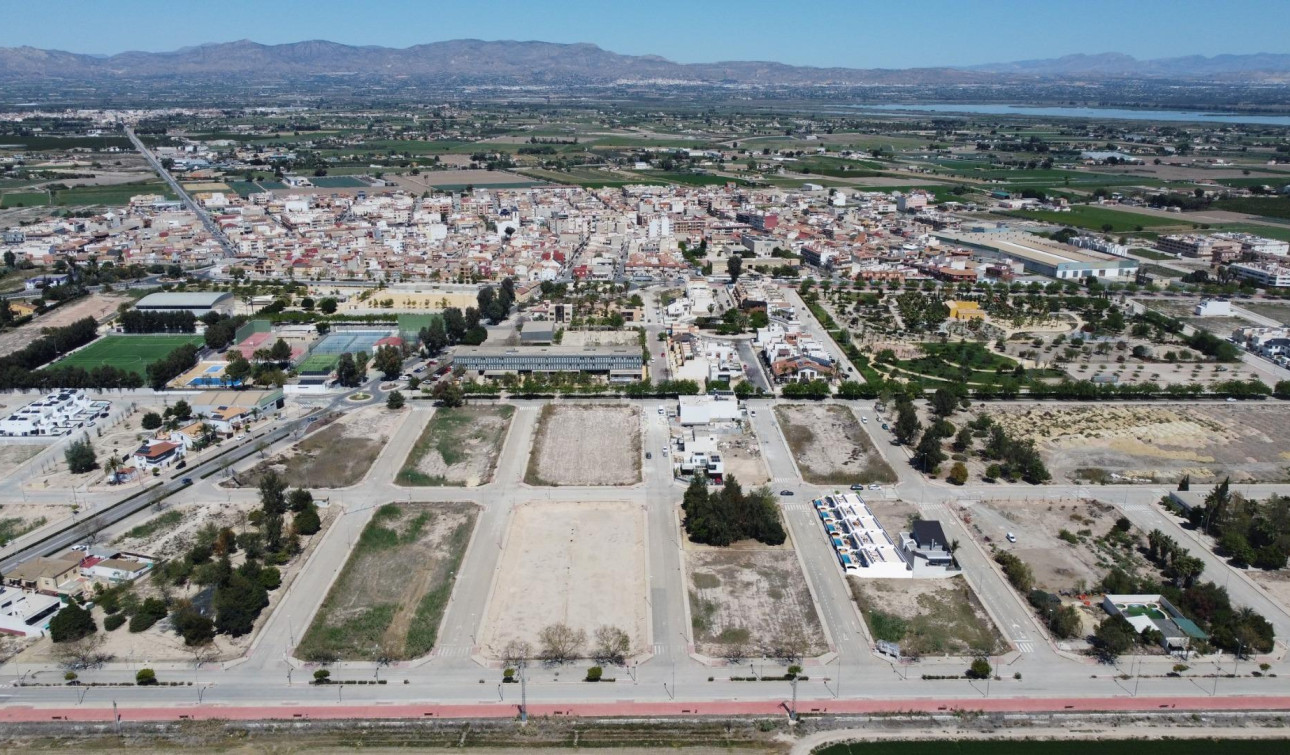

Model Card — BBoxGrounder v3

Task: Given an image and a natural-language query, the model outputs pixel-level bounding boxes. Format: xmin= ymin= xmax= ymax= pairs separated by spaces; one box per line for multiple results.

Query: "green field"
xmin=227 ymin=182 xmax=267 ymax=197
xmin=516 ymin=167 xmax=636 ymax=188
xmin=50 ymin=183 xmax=174 ymax=206
xmin=310 ymin=175 xmax=369 ymax=188
xmin=53 ymin=334 xmax=203 ymax=376
xmin=1213 ymin=197 xmax=1290 ymax=220
xmin=298 ymin=353 xmax=340 ymax=374
xmin=0 ymin=191 xmax=49 ymax=208
xmin=1007 ymin=205 xmax=1180 ymax=233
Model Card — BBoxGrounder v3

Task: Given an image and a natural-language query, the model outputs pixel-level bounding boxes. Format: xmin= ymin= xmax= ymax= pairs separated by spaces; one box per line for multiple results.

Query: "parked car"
xmin=779 ymin=490 xmax=795 ymax=496
xmin=175 ymin=460 xmax=187 ymax=470
xmin=181 ymin=477 xmax=193 ymax=486
xmin=645 ymin=451 xmax=653 ymax=459
xmin=868 ymin=483 xmax=881 ymax=490
xmin=1006 ymin=532 xmax=1018 ymax=543
xmin=849 ymin=484 xmax=864 ymax=491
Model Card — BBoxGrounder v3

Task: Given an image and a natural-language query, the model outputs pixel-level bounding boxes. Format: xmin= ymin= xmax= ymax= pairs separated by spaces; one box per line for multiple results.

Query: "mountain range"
xmin=1 ymin=40 xmax=1288 ymax=85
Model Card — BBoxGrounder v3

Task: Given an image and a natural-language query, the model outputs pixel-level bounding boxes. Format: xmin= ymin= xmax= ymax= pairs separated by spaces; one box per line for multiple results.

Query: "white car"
xmin=860 ymin=416 xmax=868 ymax=423
xmin=658 ymin=407 xmax=665 ymax=414
xmin=1006 ymin=532 xmax=1018 ymax=543
xmin=750 ymin=410 xmax=757 ymax=417
xmin=868 ymin=483 xmax=881 ymax=490
xmin=235 ymin=434 xmax=246 ymax=441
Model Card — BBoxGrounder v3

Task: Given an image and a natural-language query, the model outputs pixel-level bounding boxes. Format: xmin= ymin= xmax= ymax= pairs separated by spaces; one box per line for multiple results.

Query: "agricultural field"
xmin=296 ymin=502 xmax=477 ymax=661
xmin=774 ymin=404 xmax=897 ymax=486
xmin=51 ymin=182 xmax=173 ymax=206
xmin=52 ymin=334 xmax=203 ymax=377
xmin=1006 ymin=206 xmax=1181 ymax=233
xmin=1212 ymin=197 xmax=1290 ymax=220
xmin=981 ymin=403 xmax=1290 ymax=484
xmin=515 ymin=166 xmax=637 ymax=188
xmin=526 ymin=404 xmax=641 ymax=486
xmin=479 ymin=501 xmax=648 ymax=660
xmin=850 ymin=576 xmax=1007 ymax=658
xmin=232 ymin=406 xmax=398 ymax=489
xmin=0 ymin=191 xmax=47 ymax=208
xmin=687 ymin=548 xmax=827 ymax=660
xmin=397 ymin=405 xmax=514 ymax=486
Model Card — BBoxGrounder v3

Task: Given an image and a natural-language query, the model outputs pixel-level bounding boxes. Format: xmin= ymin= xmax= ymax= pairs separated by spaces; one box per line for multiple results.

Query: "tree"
xmin=355 ymin=351 xmax=370 ymax=376
xmin=171 ymin=400 xmax=192 ymax=421
xmin=442 ymin=307 xmax=467 ymax=343
xmin=258 ymin=470 xmax=288 ymax=553
xmin=930 ymin=387 xmax=959 ymax=417
xmin=128 ymin=597 xmax=168 ymax=633
xmin=947 ymin=461 xmax=968 ymax=485
xmin=727 ymin=255 xmax=743 ymax=283
xmin=386 ymin=390 xmax=405 ymax=410
xmin=214 ymin=572 xmax=268 ymax=637
xmin=374 ymin=345 xmax=403 ymax=379
xmin=287 ymin=488 xmax=313 ymax=512
xmin=433 ymin=380 xmax=465 ymax=408
xmin=1178 ymin=474 xmax=1191 ymax=492
xmin=49 ymin=599 xmax=96 ymax=642
xmin=64 ymin=433 xmax=98 ymax=474
xmin=293 ymin=503 xmax=321 ymax=536
xmin=224 ymin=354 xmax=252 ymax=385
xmin=912 ymin=431 xmax=946 ymax=474
xmin=141 ymin=412 xmax=163 ymax=430
xmin=269 ymin=337 xmax=292 ymax=362
xmin=135 ymin=668 xmax=158 ymax=686
xmin=967 ymin=657 xmax=992 ymax=679
xmin=592 ymin=625 xmax=631 ymax=666
xmin=318 ymin=297 xmax=338 ymax=315
xmin=334 ymin=352 xmax=362 ymax=387
xmin=538 ymin=622 xmax=586 ymax=663
xmin=892 ymin=402 xmax=922 ymax=446
xmin=1093 ymin=615 xmax=1138 ymax=661
xmin=420 ymin=318 xmax=448 ymax=354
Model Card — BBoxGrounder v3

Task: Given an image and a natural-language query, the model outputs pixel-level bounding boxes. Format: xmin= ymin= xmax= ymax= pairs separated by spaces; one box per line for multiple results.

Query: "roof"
xmin=6 ymin=556 xmax=79 ymax=582
xmin=94 ymin=558 xmax=147 ymax=572
xmin=912 ymin=520 xmax=949 ymax=550
xmin=456 ymin=345 xmax=640 ymax=357
xmin=135 ymin=291 xmax=233 ymax=308
xmin=135 ymin=441 xmax=180 ymax=459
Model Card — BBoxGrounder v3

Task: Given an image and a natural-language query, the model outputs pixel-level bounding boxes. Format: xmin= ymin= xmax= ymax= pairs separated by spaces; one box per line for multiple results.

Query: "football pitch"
xmin=53 ymin=335 xmax=204 ymax=376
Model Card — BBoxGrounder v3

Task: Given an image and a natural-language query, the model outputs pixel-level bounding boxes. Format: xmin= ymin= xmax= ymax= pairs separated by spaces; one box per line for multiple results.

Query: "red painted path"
xmin=5 ymin=696 xmax=1290 ymax=723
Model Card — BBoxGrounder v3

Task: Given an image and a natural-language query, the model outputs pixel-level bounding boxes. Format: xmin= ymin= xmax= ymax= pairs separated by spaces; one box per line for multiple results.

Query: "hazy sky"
xmin=9 ymin=0 xmax=1287 ymax=67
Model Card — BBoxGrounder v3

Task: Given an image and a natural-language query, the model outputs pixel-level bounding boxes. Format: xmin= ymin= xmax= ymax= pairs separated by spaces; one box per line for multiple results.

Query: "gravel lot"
xmin=526 ymin=404 xmax=641 ymax=486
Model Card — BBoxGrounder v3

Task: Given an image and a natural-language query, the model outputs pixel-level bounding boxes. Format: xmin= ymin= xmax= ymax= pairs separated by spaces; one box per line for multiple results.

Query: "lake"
xmin=855 ymin=103 xmax=1290 ymax=126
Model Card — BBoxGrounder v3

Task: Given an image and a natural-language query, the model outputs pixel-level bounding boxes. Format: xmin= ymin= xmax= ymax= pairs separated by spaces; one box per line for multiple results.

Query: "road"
xmin=124 ymin=125 xmax=238 ymax=259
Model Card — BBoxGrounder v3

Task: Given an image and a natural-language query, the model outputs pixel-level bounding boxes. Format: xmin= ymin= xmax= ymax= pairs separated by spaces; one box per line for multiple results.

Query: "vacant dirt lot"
xmin=984 ymin=403 xmax=1290 ymax=483
xmin=0 ymin=293 xmax=130 ymax=358
xmin=398 ymin=405 xmax=514 ymax=486
xmin=0 ymin=443 xmax=42 ymax=474
xmin=297 ymin=502 xmax=477 ymax=662
xmin=717 ymin=426 xmax=770 ymax=486
xmin=479 ymin=501 xmax=648 ymax=660
xmin=775 ymin=404 xmax=897 ymax=485
xmin=687 ymin=549 xmax=827 ymax=660
xmin=850 ymin=576 xmax=1007 ymax=657
xmin=526 ymin=404 xmax=640 ymax=486
xmin=964 ymin=498 xmax=1146 ymax=593
xmin=232 ymin=406 xmax=399 ymax=489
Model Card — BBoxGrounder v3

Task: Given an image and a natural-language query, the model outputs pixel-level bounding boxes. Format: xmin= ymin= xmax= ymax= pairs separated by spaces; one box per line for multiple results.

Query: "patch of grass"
xmin=865 ymin=609 xmax=909 ymax=643
xmin=689 ymin=590 xmax=718 ymax=636
xmin=0 ymin=191 xmax=49 ymax=208
xmin=53 ymin=334 xmax=204 ymax=376
xmin=1213 ymin=197 xmax=1290 ymax=220
xmin=1128 ymin=247 xmax=1175 ymax=261
xmin=51 ymin=182 xmax=174 ymax=206
xmin=0 ymin=516 xmax=46 ymax=545
xmin=117 ymin=510 xmax=184 ymax=543
xmin=852 ymin=577 xmax=1006 ymax=657
xmin=397 ymin=405 xmax=514 ymax=486
xmin=692 ymin=572 xmax=721 ymax=589
xmin=403 ymin=517 xmax=473 ymax=657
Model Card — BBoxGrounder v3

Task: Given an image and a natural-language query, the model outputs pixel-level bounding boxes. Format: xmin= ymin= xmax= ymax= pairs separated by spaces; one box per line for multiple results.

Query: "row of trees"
xmin=145 ymin=343 xmax=200 ymax=390
xmin=118 ymin=309 xmax=197 ymax=334
xmin=476 ymin=278 xmax=516 ymax=325
xmin=681 ymin=476 xmax=786 ymax=547
xmin=1187 ymin=481 xmax=1290 ymax=571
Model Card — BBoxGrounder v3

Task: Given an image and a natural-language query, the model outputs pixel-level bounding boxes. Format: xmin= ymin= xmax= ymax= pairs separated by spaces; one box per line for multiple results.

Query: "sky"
xmin=8 ymin=0 xmax=1288 ymax=67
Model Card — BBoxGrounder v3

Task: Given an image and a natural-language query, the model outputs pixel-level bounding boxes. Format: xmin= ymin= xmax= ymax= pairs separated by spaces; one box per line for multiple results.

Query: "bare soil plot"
xmin=559 ymin=329 xmax=641 ymax=348
xmin=232 ymin=406 xmax=395 ymax=489
xmin=964 ymin=498 xmax=1147 ymax=593
xmin=850 ymin=576 xmax=1007 ymax=657
xmin=24 ymin=406 xmax=159 ymax=490
xmin=526 ymin=404 xmax=641 ymax=486
xmin=398 ymin=405 xmax=514 ymax=486
xmin=0 ymin=293 xmax=131 ymax=358
xmin=297 ymin=501 xmax=477 ymax=662
xmin=774 ymin=404 xmax=897 ymax=485
xmin=983 ymin=403 xmax=1290 ymax=484
xmin=479 ymin=501 xmax=648 ymax=659
xmin=0 ymin=504 xmax=50 ymax=546
xmin=687 ymin=549 xmax=827 ymax=660
xmin=717 ymin=427 xmax=770 ymax=487
xmin=1241 ymin=301 xmax=1290 ymax=327
xmin=1249 ymin=570 xmax=1290 ymax=612
xmin=0 ymin=443 xmax=42 ymax=473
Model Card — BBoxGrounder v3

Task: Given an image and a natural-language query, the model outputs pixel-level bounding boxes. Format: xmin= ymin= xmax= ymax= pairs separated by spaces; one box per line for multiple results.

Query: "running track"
xmin=5 ymin=696 xmax=1290 ymax=723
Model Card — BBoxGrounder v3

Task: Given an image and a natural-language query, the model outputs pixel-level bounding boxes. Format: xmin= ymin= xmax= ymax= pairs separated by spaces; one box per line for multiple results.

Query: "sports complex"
xmin=52 ymin=334 xmax=204 ymax=376
xmin=296 ymin=328 xmax=402 ymax=374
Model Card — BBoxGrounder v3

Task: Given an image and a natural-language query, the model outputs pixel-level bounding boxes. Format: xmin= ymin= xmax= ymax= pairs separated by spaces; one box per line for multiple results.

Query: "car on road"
xmin=860 ymin=416 xmax=868 ymax=423
xmin=181 ymin=477 xmax=193 ymax=486
xmin=779 ymin=490 xmax=794 ymax=496
xmin=1006 ymin=532 xmax=1017 ymax=543
xmin=234 ymin=434 xmax=246 ymax=441
xmin=658 ymin=407 xmax=665 ymax=414
xmin=1226 ymin=397 xmax=1237 ymax=402
xmin=645 ymin=452 xmax=653 ymax=459
xmin=881 ymin=423 xmax=889 ymax=431
xmin=868 ymin=483 xmax=881 ymax=490
xmin=850 ymin=484 xmax=864 ymax=491
xmin=750 ymin=409 xmax=756 ymax=417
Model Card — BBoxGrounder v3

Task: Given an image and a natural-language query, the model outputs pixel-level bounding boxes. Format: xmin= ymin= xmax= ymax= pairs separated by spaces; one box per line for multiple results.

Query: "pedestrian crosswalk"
xmin=435 ymin=645 xmax=471 ymax=658
xmin=1014 ymin=641 xmax=1035 ymax=653
xmin=780 ymin=502 xmax=812 ymax=512
xmin=652 ymin=643 xmax=666 ymax=655
xmin=1120 ymin=503 xmax=1152 ymax=513
xmin=772 ymin=476 xmax=799 ymax=485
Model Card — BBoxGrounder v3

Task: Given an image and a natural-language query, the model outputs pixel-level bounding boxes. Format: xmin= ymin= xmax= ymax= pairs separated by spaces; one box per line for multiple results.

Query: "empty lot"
xmin=297 ymin=502 xmax=477 ymax=662
xmin=687 ymin=548 xmax=827 ymax=661
xmin=233 ymin=406 xmax=397 ymax=489
xmin=850 ymin=576 xmax=1007 ymax=658
xmin=479 ymin=501 xmax=648 ymax=660
xmin=398 ymin=405 xmax=514 ymax=486
xmin=775 ymin=404 xmax=897 ymax=485
xmin=0 ymin=293 xmax=131 ymax=358
xmin=526 ymin=404 xmax=640 ymax=486
xmin=984 ymin=403 xmax=1290 ymax=483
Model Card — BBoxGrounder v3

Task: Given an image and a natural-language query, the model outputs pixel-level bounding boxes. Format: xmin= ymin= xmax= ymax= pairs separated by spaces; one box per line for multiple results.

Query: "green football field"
xmin=53 ymin=335 xmax=204 ymax=376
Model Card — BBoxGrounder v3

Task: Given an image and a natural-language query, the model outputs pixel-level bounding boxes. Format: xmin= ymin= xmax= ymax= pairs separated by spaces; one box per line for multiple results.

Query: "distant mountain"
xmin=966 ymin=51 xmax=1290 ymax=78
xmin=1 ymin=40 xmax=1287 ymax=86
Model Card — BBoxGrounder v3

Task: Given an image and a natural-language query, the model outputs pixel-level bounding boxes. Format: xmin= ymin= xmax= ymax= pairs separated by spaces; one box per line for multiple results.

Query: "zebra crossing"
xmin=772 ymin=476 xmax=799 ymax=485
xmin=1013 ymin=640 xmax=1036 ymax=653
xmin=780 ymin=502 xmax=812 ymax=512
xmin=435 ymin=645 xmax=472 ymax=658
xmin=1120 ymin=503 xmax=1152 ymax=513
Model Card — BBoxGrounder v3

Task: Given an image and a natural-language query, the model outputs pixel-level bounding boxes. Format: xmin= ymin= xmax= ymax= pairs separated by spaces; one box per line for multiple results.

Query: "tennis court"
xmin=53 ymin=335 xmax=204 ymax=377
xmin=298 ymin=328 xmax=396 ymax=374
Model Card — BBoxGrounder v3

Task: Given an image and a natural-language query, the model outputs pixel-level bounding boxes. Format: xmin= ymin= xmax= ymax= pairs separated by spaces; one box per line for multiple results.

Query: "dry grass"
xmin=851 ymin=576 xmax=1007 ymax=658
xmin=525 ymin=404 xmax=641 ymax=486
xmin=775 ymin=404 xmax=897 ymax=485
xmin=398 ymin=405 xmax=514 ymax=486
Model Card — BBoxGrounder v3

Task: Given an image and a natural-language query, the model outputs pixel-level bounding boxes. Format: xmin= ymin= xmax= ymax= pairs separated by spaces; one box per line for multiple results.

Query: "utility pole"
xmin=519 ymin=661 xmax=528 ymax=723
xmin=112 ymin=700 xmax=120 ymax=735
xmin=789 ymin=675 xmax=799 ymax=722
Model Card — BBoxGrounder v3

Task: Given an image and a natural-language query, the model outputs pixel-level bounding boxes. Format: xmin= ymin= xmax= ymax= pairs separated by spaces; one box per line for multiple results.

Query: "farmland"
xmin=1005 ymin=206 xmax=1181 ymax=232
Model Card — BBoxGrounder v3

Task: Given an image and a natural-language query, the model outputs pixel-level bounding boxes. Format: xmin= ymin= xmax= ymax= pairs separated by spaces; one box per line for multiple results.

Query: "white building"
xmin=677 ymin=393 xmax=743 ymax=426
xmin=1230 ymin=262 xmax=1290 ymax=288
xmin=0 ymin=586 xmax=63 ymax=637
xmin=0 ymin=390 xmax=108 ymax=437
xmin=813 ymin=493 xmax=910 ymax=578
xmin=1194 ymin=298 xmax=1232 ymax=317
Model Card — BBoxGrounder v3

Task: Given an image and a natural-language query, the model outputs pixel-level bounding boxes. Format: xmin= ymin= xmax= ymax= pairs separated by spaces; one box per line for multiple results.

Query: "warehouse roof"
xmin=135 ymin=291 xmax=233 ymax=308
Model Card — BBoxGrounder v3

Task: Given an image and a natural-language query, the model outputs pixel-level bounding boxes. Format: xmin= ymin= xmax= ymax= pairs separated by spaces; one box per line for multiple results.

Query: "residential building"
xmin=1194 ymin=299 xmax=1232 ymax=317
xmin=4 ymin=556 xmax=80 ymax=596
xmin=1156 ymin=234 xmax=1242 ymax=261
xmin=812 ymin=493 xmax=910 ymax=578
xmin=0 ymin=586 xmax=63 ymax=637
xmin=899 ymin=520 xmax=955 ymax=576
xmin=1102 ymin=594 xmax=1207 ymax=653
xmin=677 ymin=393 xmax=743 ymax=426
xmin=1230 ymin=262 xmax=1290 ymax=288
xmin=0 ymin=390 xmax=108 ymax=437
